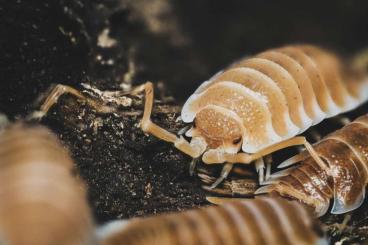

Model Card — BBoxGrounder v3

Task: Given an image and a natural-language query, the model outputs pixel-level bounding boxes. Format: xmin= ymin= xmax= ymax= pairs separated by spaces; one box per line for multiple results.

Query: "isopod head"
xmin=190 ymin=105 xmax=243 ymax=154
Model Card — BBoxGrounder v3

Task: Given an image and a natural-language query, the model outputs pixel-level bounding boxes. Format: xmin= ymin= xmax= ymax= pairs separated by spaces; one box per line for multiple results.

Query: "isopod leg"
xmin=189 ymin=158 xmax=199 ymax=176
xmin=255 ymin=157 xmax=272 ymax=184
xmin=209 ymin=163 xmax=233 ymax=189
xmin=222 ymin=136 xmax=328 ymax=171
xmin=339 ymin=214 xmax=352 ymax=233
xmin=328 ymin=214 xmax=352 ymax=235
xmin=206 ymin=196 xmax=249 ymax=205
xmin=141 ymin=82 xmax=203 ymax=158
xmin=29 ymin=84 xmax=114 ymax=120
xmin=177 ymin=125 xmax=191 ymax=136
xmin=278 ymin=153 xmax=307 ymax=168
xmin=255 ymin=158 xmax=265 ymax=184
xmin=265 ymin=155 xmax=272 ymax=181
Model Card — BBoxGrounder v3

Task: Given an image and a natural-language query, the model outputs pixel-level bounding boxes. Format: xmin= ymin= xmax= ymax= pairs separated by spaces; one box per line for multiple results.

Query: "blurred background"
xmin=1 ymin=0 xmax=368 ymax=116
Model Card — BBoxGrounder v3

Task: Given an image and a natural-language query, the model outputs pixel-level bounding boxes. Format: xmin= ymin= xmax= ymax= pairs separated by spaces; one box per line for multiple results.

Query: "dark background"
xmin=1 ymin=0 xmax=368 ymax=117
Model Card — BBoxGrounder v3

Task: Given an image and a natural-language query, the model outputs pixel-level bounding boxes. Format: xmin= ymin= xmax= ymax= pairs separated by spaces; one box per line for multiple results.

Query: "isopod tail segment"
xmin=140 ymin=81 xmax=327 ymax=188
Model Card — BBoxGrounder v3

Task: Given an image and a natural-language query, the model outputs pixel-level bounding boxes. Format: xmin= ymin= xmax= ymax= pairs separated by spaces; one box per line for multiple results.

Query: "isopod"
xmin=98 ymin=197 xmax=327 ymax=245
xmin=0 ymin=124 xmax=95 ymax=245
xmin=138 ymin=44 xmax=368 ymax=187
xmin=256 ymin=113 xmax=368 ymax=217
xmin=32 ymin=44 xmax=368 ymax=188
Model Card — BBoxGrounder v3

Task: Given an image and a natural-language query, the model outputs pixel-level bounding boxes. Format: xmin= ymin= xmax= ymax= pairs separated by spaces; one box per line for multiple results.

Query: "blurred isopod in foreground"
xmin=98 ymin=197 xmax=327 ymax=245
xmin=0 ymin=124 xmax=95 ymax=245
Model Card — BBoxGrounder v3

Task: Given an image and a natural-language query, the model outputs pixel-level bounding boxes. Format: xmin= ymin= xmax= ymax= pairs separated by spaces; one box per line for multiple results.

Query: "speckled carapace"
xmin=140 ymin=44 xmax=368 ymax=187
xmin=181 ymin=45 xmax=368 ymax=155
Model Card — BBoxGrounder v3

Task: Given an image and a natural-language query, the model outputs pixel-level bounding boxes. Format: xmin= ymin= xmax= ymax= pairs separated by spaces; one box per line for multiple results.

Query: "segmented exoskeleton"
xmin=99 ymin=197 xmax=326 ymax=245
xmin=0 ymin=124 xmax=95 ymax=245
xmin=257 ymin=114 xmax=368 ymax=217
xmin=32 ymin=44 xmax=368 ymax=188
xmin=139 ymin=44 xmax=368 ymax=187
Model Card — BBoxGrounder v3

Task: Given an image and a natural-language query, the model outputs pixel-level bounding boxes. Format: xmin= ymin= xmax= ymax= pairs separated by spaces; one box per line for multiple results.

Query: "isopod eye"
xmin=232 ymin=137 xmax=241 ymax=144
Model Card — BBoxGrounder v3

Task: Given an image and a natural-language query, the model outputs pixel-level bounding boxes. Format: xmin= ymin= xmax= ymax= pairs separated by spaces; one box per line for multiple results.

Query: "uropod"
xmin=139 ymin=44 xmax=368 ymax=187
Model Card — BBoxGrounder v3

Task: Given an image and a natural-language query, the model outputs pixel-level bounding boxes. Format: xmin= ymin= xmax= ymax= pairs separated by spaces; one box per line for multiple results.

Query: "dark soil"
xmin=39 ymin=90 xmax=208 ymax=223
